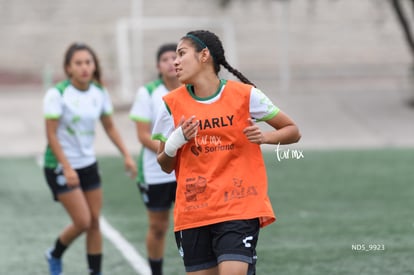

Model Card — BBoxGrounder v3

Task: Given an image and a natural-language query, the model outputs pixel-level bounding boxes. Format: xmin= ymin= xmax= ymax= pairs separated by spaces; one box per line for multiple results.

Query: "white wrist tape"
xmin=164 ymin=126 xmax=188 ymax=157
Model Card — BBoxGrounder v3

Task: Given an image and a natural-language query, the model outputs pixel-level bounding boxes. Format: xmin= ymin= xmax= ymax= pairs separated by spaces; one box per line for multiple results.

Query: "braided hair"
xmin=184 ymin=30 xmax=255 ymax=87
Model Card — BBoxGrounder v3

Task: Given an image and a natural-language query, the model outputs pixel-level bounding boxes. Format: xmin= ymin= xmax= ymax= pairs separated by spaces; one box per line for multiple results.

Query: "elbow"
xmin=161 ymin=166 xmax=174 ymax=174
xmin=157 ymin=155 xmax=174 ymax=174
xmin=137 ymin=133 xmax=146 ymax=144
xmin=294 ymin=132 xmax=302 ymax=143
xmin=290 ymin=126 xmax=301 ymax=144
xmin=159 ymin=161 xmax=174 ymax=174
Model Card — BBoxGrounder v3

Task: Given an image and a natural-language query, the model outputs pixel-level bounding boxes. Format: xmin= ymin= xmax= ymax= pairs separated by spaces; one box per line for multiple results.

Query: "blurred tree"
xmin=391 ymin=0 xmax=414 ymax=60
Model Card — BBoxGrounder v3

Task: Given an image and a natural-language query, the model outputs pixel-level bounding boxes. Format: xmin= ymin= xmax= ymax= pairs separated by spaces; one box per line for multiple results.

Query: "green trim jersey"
xmin=129 ymin=79 xmax=176 ymax=184
xmin=43 ymin=80 xmax=113 ymax=169
xmin=152 ymin=80 xmax=280 ymax=142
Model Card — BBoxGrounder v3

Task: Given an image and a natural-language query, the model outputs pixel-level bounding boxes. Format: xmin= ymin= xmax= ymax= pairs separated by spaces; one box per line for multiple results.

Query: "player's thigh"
xmin=175 ymin=226 xmax=217 ymax=273
xmin=148 ymin=210 xmax=170 ymax=231
xmin=44 ymin=166 xmax=76 ymax=201
xmin=83 ymin=188 xmax=102 ymax=220
xmin=218 ymin=260 xmax=248 ymax=275
xmin=78 ymin=162 xmax=102 ymax=222
xmin=187 ymin=266 xmax=218 ymax=275
xmin=58 ymin=188 xmax=91 ymax=228
xmin=212 ymin=219 xmax=260 ymax=275
xmin=138 ymin=181 xmax=176 ymax=211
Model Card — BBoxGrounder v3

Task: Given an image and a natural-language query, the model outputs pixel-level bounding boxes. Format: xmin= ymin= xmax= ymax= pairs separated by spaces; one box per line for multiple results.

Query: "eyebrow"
xmin=177 ymin=46 xmax=188 ymax=52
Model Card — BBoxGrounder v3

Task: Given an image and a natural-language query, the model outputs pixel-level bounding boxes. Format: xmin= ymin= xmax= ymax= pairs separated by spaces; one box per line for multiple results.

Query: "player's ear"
xmin=200 ymin=48 xmax=211 ymax=63
xmin=65 ymin=64 xmax=73 ymax=77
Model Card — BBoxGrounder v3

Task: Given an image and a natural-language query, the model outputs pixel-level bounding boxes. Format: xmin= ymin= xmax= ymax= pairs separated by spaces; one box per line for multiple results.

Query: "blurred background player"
xmin=129 ymin=43 xmax=180 ymax=275
xmin=43 ymin=42 xmax=137 ymax=275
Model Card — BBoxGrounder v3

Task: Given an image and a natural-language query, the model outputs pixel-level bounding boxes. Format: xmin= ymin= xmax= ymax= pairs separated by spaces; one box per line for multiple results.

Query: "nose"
xmin=174 ymin=56 xmax=179 ymax=66
xmin=81 ymin=62 xmax=89 ymax=70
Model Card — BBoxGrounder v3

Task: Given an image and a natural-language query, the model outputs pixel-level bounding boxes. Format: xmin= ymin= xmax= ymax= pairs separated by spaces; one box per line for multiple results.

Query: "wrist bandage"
xmin=164 ymin=126 xmax=188 ymax=157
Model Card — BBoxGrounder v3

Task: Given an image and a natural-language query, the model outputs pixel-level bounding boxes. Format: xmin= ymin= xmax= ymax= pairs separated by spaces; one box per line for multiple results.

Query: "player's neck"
xmin=71 ymin=79 xmax=90 ymax=91
xmin=163 ymin=76 xmax=180 ymax=91
xmin=191 ymin=76 xmax=220 ymax=98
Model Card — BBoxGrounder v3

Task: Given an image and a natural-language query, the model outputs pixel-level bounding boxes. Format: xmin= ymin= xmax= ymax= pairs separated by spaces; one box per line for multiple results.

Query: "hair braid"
xmin=221 ymin=60 xmax=256 ymax=87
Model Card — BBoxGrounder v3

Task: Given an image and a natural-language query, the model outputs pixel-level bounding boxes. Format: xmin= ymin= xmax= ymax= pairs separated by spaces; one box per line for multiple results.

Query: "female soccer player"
xmin=152 ymin=30 xmax=301 ymax=275
xmin=129 ymin=43 xmax=180 ymax=275
xmin=43 ymin=42 xmax=137 ymax=275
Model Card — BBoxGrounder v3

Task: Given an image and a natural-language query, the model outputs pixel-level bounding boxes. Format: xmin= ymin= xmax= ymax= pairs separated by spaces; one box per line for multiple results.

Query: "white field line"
xmin=100 ymin=216 xmax=151 ymax=275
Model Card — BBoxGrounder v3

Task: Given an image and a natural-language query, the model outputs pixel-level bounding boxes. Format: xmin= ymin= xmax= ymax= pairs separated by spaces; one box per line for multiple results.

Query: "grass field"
xmin=1 ymin=148 xmax=413 ymax=274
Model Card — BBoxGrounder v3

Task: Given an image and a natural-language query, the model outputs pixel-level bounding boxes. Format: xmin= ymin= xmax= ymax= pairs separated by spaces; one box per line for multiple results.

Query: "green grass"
xmin=259 ymin=149 xmax=414 ymax=275
xmin=1 ymin=148 xmax=413 ymax=274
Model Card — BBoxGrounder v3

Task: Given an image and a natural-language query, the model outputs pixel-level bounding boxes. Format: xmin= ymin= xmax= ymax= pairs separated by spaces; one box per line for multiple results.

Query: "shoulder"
xmin=164 ymin=84 xmax=187 ymax=99
xmin=163 ymin=85 xmax=188 ymax=101
xmin=44 ymin=82 xmax=67 ymax=99
xmin=225 ymin=80 xmax=253 ymax=94
xmin=90 ymin=82 xmax=107 ymax=93
xmin=223 ymin=80 xmax=253 ymax=101
xmin=54 ymin=79 xmax=71 ymax=95
xmin=144 ymin=79 xmax=164 ymax=95
xmin=161 ymin=85 xmax=187 ymax=114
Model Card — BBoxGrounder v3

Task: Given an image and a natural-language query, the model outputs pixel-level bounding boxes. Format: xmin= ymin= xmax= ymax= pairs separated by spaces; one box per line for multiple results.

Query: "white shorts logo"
xmin=56 ymin=175 xmax=66 ymax=186
xmin=242 ymin=236 xmax=253 ymax=248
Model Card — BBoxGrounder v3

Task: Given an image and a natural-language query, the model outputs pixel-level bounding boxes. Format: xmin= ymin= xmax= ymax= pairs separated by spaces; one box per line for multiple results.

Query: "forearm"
xmin=262 ymin=125 xmax=301 ymax=145
xmin=47 ymin=131 xmax=81 ymax=186
xmin=139 ymin=134 xmax=159 ymax=153
xmin=157 ymin=142 xmax=177 ymax=173
xmin=105 ymin=126 xmax=131 ymax=157
xmin=47 ymin=134 xmax=71 ymax=169
xmin=155 ymin=117 xmax=196 ymax=173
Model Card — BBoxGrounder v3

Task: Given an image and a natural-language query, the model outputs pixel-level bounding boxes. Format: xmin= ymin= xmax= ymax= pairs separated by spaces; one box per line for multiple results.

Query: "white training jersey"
xmin=152 ymin=80 xmax=280 ymax=141
xmin=43 ymin=80 xmax=113 ymax=169
xmin=129 ymin=79 xmax=176 ymax=184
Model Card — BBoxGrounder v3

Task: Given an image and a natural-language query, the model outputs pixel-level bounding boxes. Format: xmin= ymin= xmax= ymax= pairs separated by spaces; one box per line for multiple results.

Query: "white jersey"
xmin=129 ymin=79 xmax=176 ymax=184
xmin=152 ymin=80 xmax=280 ymax=141
xmin=43 ymin=80 xmax=113 ymax=169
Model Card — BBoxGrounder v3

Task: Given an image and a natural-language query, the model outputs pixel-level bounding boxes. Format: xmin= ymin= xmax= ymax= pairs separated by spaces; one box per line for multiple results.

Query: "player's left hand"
xmin=243 ymin=118 xmax=264 ymax=144
xmin=124 ymin=155 xmax=137 ymax=179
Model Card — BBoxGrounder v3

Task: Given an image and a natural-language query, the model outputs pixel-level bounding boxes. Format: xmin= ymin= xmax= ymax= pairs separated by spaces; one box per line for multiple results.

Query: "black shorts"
xmin=175 ymin=218 xmax=260 ymax=274
xmin=44 ymin=162 xmax=101 ymax=201
xmin=138 ymin=181 xmax=177 ymax=211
